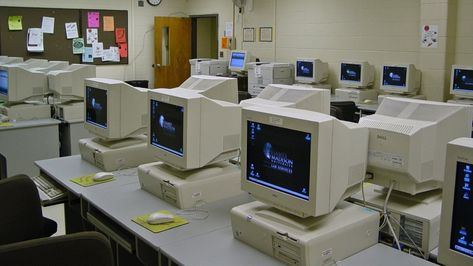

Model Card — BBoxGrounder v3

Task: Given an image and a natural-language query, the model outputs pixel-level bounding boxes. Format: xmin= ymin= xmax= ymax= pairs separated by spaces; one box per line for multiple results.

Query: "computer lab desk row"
xmin=35 ymin=155 xmax=436 ymax=266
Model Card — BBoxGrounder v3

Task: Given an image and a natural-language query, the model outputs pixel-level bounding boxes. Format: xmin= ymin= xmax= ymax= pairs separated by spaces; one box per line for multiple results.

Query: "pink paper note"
xmin=88 ymin=11 xmax=100 ymax=28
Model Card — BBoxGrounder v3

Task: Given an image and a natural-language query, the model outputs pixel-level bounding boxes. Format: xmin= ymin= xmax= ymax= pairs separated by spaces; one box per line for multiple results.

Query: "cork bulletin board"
xmin=0 ymin=6 xmax=128 ymax=65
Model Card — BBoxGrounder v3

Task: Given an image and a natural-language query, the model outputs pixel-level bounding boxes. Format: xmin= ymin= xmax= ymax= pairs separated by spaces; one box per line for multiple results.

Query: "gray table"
xmin=1 ymin=118 xmax=60 ymax=177
xmin=35 ymin=156 xmax=440 ymax=266
xmin=35 ymin=155 xmax=139 ymax=197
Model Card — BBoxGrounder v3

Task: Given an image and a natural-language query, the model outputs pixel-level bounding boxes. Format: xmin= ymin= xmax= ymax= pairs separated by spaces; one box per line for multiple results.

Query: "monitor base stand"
xmin=294 ymin=82 xmax=332 ymax=91
xmin=378 ymin=93 xmax=426 ymax=104
xmin=334 ymin=88 xmax=378 ymax=104
xmin=138 ymin=161 xmax=242 ymax=209
xmin=78 ymin=135 xmax=156 ymax=171
xmin=55 ymin=101 xmax=84 ymax=122
xmin=230 ymin=201 xmax=379 ymax=265
xmin=0 ymin=103 xmax=51 ymax=121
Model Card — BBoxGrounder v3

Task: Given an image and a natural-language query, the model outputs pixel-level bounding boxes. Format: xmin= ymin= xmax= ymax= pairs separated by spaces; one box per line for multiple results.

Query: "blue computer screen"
xmin=230 ymin=52 xmax=246 ymax=69
xmin=246 ymin=121 xmax=312 ymax=200
xmin=452 ymin=69 xmax=473 ymax=92
xmin=383 ymin=66 xmax=407 ymax=87
xmin=450 ymin=161 xmax=473 ymax=257
xmin=85 ymin=86 xmax=108 ymax=128
xmin=150 ymin=100 xmax=184 ymax=157
xmin=296 ymin=61 xmax=314 ymax=78
xmin=340 ymin=63 xmax=361 ymax=82
xmin=0 ymin=70 xmax=8 ymax=96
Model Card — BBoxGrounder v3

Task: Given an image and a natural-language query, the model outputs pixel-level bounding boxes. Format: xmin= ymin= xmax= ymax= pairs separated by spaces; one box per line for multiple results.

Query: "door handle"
xmin=153 ymin=64 xmax=161 ymax=68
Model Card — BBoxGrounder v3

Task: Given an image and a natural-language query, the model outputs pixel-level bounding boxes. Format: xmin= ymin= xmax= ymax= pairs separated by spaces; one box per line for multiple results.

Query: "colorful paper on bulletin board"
xmin=86 ymin=28 xmax=98 ymax=44
xmin=115 ymin=28 xmax=126 ymax=43
xmin=65 ymin=22 xmax=79 ymax=39
xmin=41 ymin=16 xmax=55 ymax=34
xmin=92 ymin=42 xmax=104 ymax=58
xmin=8 ymin=16 xmax=22 ymax=31
xmin=87 ymin=11 xmax=100 ymax=28
xmin=118 ymin=43 xmax=128 ymax=58
xmin=82 ymin=47 xmax=94 ymax=63
xmin=70 ymin=174 xmax=114 ymax=187
xmin=109 ymin=46 xmax=120 ymax=62
xmin=72 ymin=38 xmax=85 ymax=54
xmin=132 ymin=210 xmax=189 ymax=233
xmin=103 ymin=16 xmax=115 ymax=32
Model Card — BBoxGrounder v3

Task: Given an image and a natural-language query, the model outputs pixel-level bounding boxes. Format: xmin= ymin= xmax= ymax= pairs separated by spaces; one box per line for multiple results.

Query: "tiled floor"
xmin=42 ymin=203 xmax=66 ymax=236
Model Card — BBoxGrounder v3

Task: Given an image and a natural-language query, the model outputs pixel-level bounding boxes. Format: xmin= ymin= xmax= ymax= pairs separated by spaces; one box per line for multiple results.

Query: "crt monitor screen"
xmin=341 ymin=63 xmax=361 ymax=82
xmin=450 ymin=161 xmax=473 ymax=257
xmin=246 ymin=120 xmax=312 ymax=201
xmin=150 ymin=100 xmax=184 ymax=157
xmin=85 ymin=86 xmax=107 ymax=128
xmin=0 ymin=70 xmax=7 ymax=96
xmin=383 ymin=66 xmax=407 ymax=87
xmin=452 ymin=68 xmax=473 ymax=92
xmin=296 ymin=61 xmax=314 ymax=78
xmin=229 ymin=52 xmax=246 ymax=69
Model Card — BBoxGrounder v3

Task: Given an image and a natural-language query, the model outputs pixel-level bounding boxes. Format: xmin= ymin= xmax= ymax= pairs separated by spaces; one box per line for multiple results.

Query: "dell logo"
xmin=376 ymin=135 xmax=387 ymax=140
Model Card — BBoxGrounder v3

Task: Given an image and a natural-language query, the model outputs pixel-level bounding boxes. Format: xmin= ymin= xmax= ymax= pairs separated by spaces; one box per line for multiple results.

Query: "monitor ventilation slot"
xmin=359 ymin=120 xmax=415 ymax=135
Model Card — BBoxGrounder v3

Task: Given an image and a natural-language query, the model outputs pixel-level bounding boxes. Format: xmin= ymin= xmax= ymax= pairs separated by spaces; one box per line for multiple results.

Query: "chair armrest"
xmin=0 ymin=231 xmax=114 ymax=266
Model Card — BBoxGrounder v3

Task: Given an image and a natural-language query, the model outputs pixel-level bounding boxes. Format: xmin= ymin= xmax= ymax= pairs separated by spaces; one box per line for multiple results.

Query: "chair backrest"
xmin=0 ymin=175 xmax=44 ymax=245
xmin=330 ymin=101 xmax=359 ymax=123
xmin=0 ymin=231 xmax=114 ymax=266
xmin=0 ymin=153 xmax=6 ymax=180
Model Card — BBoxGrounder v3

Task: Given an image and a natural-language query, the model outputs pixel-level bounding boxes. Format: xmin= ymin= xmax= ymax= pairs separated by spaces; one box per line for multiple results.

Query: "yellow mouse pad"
xmin=132 ymin=210 xmax=189 ymax=233
xmin=70 ymin=174 xmax=115 ymax=187
xmin=0 ymin=122 xmax=13 ymax=127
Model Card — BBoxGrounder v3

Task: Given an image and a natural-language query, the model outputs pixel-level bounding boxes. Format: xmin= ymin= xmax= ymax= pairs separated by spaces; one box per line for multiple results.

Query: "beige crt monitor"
xmin=240 ymin=84 xmax=331 ymax=114
xmin=241 ymin=105 xmax=369 ymax=218
xmin=339 ymin=60 xmax=375 ymax=88
xmin=231 ymin=105 xmax=377 ymax=265
xmin=294 ymin=58 xmax=328 ymax=84
xmin=438 ymin=138 xmax=473 ymax=266
xmin=359 ymin=97 xmax=473 ymax=195
xmin=380 ymin=63 xmax=421 ymax=94
xmin=178 ymin=75 xmax=238 ymax=104
xmin=49 ymin=64 xmax=97 ymax=101
xmin=147 ymin=88 xmax=241 ymax=170
xmin=84 ymin=78 xmax=148 ymax=140
xmin=79 ymin=78 xmax=155 ymax=171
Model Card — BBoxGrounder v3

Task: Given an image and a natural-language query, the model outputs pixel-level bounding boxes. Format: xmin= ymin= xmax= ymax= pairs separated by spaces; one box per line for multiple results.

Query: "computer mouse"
xmin=147 ymin=212 xmax=175 ymax=225
xmin=93 ymin=172 xmax=114 ymax=182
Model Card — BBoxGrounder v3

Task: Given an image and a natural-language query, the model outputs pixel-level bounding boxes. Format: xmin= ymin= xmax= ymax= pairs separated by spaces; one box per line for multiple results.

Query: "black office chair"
xmin=0 ymin=175 xmax=57 ymax=245
xmin=330 ymin=101 xmax=360 ymax=123
xmin=0 ymin=231 xmax=114 ymax=266
xmin=0 ymin=153 xmax=6 ymax=180
xmin=0 ymin=175 xmax=114 ymax=266
xmin=238 ymin=91 xmax=252 ymax=103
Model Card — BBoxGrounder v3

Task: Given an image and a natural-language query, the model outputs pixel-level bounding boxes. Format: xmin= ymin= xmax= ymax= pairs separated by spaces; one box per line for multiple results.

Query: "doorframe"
xmin=190 ymin=14 xmax=219 ymax=59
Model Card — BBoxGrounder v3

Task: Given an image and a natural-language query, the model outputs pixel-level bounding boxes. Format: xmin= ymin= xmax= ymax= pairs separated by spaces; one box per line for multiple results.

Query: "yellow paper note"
xmin=132 ymin=210 xmax=189 ymax=233
xmin=103 ymin=16 xmax=115 ymax=32
xmin=0 ymin=122 xmax=13 ymax=127
xmin=70 ymin=173 xmax=114 ymax=187
xmin=8 ymin=16 xmax=22 ymax=31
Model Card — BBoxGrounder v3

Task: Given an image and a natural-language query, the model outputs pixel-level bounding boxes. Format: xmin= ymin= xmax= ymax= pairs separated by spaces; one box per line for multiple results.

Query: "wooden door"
xmin=154 ymin=17 xmax=192 ymax=88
